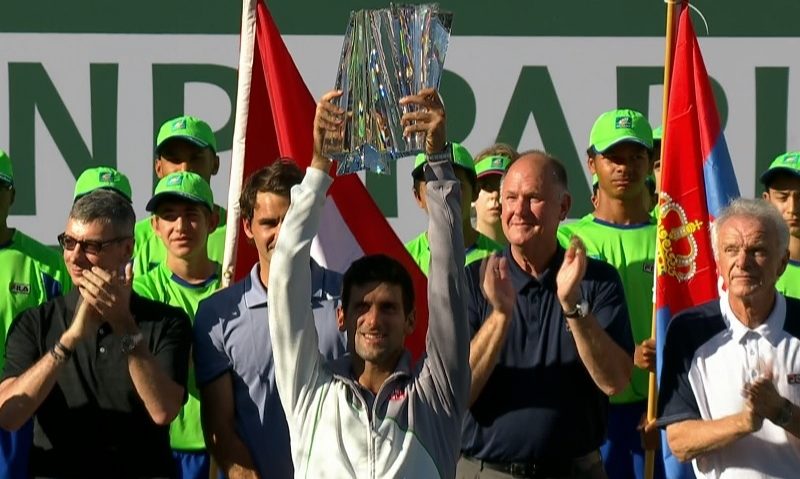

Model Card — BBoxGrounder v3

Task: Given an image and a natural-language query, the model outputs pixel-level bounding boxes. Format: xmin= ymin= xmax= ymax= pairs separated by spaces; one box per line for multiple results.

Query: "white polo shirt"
xmin=658 ymin=293 xmax=800 ymax=479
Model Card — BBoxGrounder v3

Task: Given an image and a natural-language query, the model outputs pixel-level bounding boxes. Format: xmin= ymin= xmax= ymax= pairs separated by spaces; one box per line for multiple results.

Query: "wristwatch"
xmin=120 ymin=332 xmax=144 ymax=354
xmin=776 ymin=398 xmax=793 ymax=428
xmin=564 ymin=299 xmax=590 ymax=319
xmin=425 ymin=143 xmax=453 ymax=164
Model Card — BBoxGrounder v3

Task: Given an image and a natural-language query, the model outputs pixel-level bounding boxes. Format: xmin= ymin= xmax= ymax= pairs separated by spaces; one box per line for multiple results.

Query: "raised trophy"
xmin=324 ymin=3 xmax=453 ymax=175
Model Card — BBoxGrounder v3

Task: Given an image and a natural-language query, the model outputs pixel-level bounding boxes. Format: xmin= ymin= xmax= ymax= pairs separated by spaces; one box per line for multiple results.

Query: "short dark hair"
xmin=342 ymin=254 xmax=414 ymax=316
xmin=517 ymin=149 xmax=568 ymax=190
xmin=239 ymin=158 xmax=303 ymax=221
xmin=70 ymin=189 xmax=135 ymax=236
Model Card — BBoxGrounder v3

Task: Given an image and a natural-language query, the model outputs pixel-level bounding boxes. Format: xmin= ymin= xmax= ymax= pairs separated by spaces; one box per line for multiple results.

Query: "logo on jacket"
xmin=389 ymin=388 xmax=407 ymax=401
xmin=788 ymin=374 xmax=800 ymax=385
xmin=10 ymin=282 xmax=31 ymax=295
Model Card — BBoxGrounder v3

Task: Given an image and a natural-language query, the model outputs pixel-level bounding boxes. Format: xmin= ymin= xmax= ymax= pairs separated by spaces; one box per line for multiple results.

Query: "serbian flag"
xmin=655 ymin=3 xmax=740 ymax=477
xmin=222 ymin=0 xmax=429 ymax=357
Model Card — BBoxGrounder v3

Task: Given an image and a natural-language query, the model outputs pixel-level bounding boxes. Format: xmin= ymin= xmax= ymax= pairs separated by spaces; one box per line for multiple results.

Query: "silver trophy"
xmin=325 ymin=3 xmax=453 ymax=175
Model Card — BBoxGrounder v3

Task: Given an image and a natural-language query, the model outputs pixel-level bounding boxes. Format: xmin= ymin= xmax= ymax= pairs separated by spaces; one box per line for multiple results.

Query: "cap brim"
xmin=760 ymin=167 xmax=800 ymax=185
xmin=477 ymin=169 xmax=504 ymax=179
xmin=595 ymin=136 xmax=653 ymax=154
xmin=156 ymin=135 xmax=211 ymax=154
xmin=146 ymin=191 xmax=211 ymax=212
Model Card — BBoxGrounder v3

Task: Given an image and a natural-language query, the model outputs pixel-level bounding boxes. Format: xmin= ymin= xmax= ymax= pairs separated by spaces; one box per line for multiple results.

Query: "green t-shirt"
xmin=0 ymin=230 xmax=71 ymax=368
xmin=132 ymin=205 xmax=227 ymax=277
xmin=558 ymin=215 xmax=656 ymax=405
xmin=133 ymin=261 xmax=221 ymax=451
xmin=405 ymin=231 xmax=503 ymax=276
xmin=777 ymin=260 xmax=800 ymax=300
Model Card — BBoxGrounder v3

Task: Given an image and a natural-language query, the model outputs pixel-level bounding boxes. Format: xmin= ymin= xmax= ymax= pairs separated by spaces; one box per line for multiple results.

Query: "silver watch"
xmin=564 ymin=299 xmax=590 ymax=319
xmin=120 ymin=332 xmax=144 ymax=354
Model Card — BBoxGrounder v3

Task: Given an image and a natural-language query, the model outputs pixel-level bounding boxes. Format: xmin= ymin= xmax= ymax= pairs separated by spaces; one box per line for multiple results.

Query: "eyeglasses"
xmin=57 ymin=233 xmax=131 ymax=255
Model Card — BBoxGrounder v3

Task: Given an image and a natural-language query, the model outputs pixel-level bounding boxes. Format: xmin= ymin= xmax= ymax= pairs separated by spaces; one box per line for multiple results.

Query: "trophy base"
xmin=333 ymin=143 xmax=422 ymax=176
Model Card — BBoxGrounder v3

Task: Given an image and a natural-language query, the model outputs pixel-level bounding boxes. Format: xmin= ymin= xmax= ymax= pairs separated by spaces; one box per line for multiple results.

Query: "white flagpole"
xmin=221 ymin=0 xmax=258 ymax=288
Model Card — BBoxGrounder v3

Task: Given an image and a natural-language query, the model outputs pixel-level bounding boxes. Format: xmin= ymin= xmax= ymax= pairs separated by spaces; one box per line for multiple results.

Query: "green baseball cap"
xmin=156 ymin=115 xmax=217 ymax=154
xmin=146 ymin=171 xmax=214 ymax=212
xmin=652 ymin=126 xmax=663 ymax=142
xmin=73 ymin=166 xmax=132 ymax=203
xmin=760 ymin=151 xmax=800 ymax=186
xmin=412 ymin=143 xmax=476 ymax=180
xmin=0 ymin=149 xmax=12 ymax=187
xmin=474 ymin=155 xmax=511 ymax=179
xmin=589 ymin=109 xmax=653 ymax=153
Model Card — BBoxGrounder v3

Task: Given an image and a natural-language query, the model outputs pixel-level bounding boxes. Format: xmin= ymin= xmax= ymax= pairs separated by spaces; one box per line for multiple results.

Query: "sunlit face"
xmin=243 ymin=191 xmax=290 ymax=266
xmin=501 ymin=155 xmax=569 ymax=248
xmin=716 ymin=215 xmax=788 ymax=300
xmin=62 ymin=219 xmax=133 ymax=288
xmin=589 ymin=142 xmax=652 ymax=201
xmin=155 ymin=139 xmax=219 ymax=184
xmin=475 ymin=174 xmax=502 ymax=226
xmin=763 ymin=175 xmax=800 ymax=239
xmin=152 ymin=201 xmax=217 ymax=260
xmin=338 ymin=282 xmax=414 ymax=370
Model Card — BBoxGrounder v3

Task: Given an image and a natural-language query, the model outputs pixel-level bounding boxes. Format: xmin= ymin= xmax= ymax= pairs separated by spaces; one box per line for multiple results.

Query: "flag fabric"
xmin=224 ymin=0 xmax=429 ymax=358
xmin=655 ymin=3 xmax=740 ymax=477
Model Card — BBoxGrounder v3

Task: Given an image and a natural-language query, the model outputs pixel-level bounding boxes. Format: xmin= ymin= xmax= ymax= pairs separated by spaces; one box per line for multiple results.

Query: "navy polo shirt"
xmin=461 ymin=246 xmax=634 ymax=462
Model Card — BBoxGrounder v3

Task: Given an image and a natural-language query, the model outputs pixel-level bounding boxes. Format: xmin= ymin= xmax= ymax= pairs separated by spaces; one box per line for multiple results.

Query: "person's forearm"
xmin=127 ymin=344 xmax=184 ymax=425
xmin=666 ymin=414 xmax=751 ymax=462
xmin=782 ymin=401 xmax=800 ymax=438
xmin=567 ymin=315 xmax=632 ymax=396
xmin=206 ymin=428 xmax=260 ymax=479
xmin=0 ymin=350 xmax=65 ymax=430
xmin=469 ymin=310 xmax=512 ymax=405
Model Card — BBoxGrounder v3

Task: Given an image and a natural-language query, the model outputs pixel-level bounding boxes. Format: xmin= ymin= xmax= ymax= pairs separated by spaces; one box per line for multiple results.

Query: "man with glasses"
xmin=0 ymin=150 xmax=71 ymax=479
xmin=0 ymin=188 xmax=192 ymax=479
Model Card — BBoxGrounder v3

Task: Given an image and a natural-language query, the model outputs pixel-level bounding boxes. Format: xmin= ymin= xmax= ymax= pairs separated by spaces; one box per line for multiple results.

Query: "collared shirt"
xmin=193 ymin=262 xmax=346 ymax=479
xmin=2 ymin=289 xmax=192 ymax=479
xmin=658 ymin=293 xmax=800 ymax=478
xmin=461 ymin=245 xmax=634 ymax=462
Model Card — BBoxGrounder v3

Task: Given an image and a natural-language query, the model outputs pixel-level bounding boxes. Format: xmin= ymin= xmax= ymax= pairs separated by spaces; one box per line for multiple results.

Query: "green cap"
xmin=474 ymin=155 xmax=511 ymax=179
xmin=156 ymin=115 xmax=217 ymax=153
xmin=0 ymin=149 xmax=12 ymax=187
xmin=412 ymin=143 xmax=475 ymax=179
xmin=589 ymin=109 xmax=653 ymax=153
xmin=73 ymin=166 xmax=132 ymax=203
xmin=760 ymin=151 xmax=800 ymax=185
xmin=652 ymin=126 xmax=663 ymax=142
xmin=146 ymin=171 xmax=214 ymax=212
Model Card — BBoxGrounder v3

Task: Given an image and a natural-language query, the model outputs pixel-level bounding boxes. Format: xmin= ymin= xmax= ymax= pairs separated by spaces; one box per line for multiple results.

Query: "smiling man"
xmin=0 ymin=188 xmax=191 ymax=479
xmin=658 ymin=198 xmax=800 ymax=478
xmin=267 ymin=88 xmax=470 ymax=478
xmin=760 ymin=152 xmax=800 ymax=299
xmin=558 ymin=109 xmax=663 ymax=479
xmin=133 ymin=171 xmax=220 ymax=479
xmin=192 ymin=159 xmax=346 ymax=479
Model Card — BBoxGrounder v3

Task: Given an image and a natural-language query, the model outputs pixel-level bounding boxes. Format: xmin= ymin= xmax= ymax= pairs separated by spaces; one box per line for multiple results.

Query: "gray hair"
xmin=69 ymin=189 xmax=135 ymax=236
xmin=710 ymin=197 xmax=789 ymax=259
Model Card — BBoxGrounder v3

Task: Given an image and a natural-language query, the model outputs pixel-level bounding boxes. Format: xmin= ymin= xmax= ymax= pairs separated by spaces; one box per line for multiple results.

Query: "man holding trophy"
xmin=267 ymin=82 xmax=470 ymax=478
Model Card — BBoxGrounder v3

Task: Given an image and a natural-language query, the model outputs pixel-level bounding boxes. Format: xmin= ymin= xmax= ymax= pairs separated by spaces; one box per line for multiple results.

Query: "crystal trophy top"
xmin=324 ymin=3 xmax=453 ymax=175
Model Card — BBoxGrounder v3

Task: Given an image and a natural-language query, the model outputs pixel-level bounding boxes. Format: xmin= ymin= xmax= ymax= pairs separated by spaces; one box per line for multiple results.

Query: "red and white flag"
xmin=223 ymin=0 xmax=430 ymax=358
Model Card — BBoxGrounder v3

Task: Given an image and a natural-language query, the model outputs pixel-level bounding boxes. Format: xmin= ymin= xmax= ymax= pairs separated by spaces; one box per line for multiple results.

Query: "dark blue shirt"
xmin=461 ymin=246 xmax=634 ymax=462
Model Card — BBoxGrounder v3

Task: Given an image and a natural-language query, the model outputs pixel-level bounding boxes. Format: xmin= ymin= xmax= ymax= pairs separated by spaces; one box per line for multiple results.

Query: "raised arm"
xmin=267 ymin=91 xmax=340 ymax=417
xmin=400 ymin=89 xmax=470 ymax=412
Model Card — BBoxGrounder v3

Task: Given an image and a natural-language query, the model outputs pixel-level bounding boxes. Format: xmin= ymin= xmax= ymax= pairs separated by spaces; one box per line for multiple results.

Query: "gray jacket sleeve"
xmin=419 ymin=157 xmax=471 ymax=416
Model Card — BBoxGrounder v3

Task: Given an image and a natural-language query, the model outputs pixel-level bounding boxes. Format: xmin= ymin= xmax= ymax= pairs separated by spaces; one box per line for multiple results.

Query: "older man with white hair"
xmin=658 ymin=198 xmax=800 ymax=478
